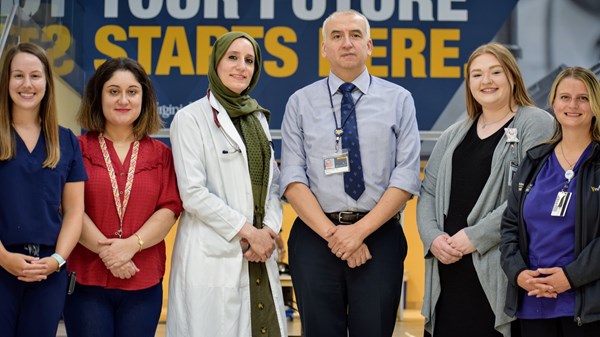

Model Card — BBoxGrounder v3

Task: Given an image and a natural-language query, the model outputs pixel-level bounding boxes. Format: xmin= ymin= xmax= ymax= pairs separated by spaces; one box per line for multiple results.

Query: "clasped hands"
xmin=239 ymin=224 xmax=277 ymax=263
xmin=98 ymin=237 xmax=140 ymax=279
xmin=2 ymin=252 xmax=58 ymax=282
xmin=517 ymin=267 xmax=571 ymax=299
xmin=326 ymin=224 xmax=372 ymax=268
xmin=430 ymin=229 xmax=475 ymax=265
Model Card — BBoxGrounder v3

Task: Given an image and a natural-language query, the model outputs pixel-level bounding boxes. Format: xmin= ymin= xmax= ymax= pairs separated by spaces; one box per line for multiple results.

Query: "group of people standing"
xmin=0 ymin=8 xmax=599 ymax=337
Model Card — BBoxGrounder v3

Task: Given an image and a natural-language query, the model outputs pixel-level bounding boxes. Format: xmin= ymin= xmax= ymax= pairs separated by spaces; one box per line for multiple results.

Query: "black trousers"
xmin=288 ymin=216 xmax=407 ymax=337
xmin=520 ymin=317 xmax=600 ymax=337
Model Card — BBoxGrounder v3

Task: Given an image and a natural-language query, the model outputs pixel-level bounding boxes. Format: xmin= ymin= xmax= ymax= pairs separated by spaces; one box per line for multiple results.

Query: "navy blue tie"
xmin=339 ymin=83 xmax=365 ymax=200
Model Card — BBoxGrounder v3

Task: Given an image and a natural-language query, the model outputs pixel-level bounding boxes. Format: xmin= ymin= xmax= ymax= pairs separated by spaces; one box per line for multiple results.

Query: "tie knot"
xmin=339 ymin=83 xmax=355 ymax=94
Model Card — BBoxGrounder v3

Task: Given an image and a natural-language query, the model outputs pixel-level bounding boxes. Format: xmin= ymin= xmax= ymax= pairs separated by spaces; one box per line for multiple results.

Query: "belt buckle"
xmin=338 ymin=211 xmax=354 ymax=224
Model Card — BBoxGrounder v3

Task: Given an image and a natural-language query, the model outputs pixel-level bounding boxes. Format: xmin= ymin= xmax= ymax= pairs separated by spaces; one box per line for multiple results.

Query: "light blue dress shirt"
xmin=280 ymin=69 xmax=421 ymax=213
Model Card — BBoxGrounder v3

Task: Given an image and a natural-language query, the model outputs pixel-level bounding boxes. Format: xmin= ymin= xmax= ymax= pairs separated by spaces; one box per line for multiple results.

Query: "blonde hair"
xmin=547 ymin=66 xmax=600 ymax=144
xmin=0 ymin=43 xmax=59 ymax=168
xmin=465 ymin=42 xmax=533 ymax=120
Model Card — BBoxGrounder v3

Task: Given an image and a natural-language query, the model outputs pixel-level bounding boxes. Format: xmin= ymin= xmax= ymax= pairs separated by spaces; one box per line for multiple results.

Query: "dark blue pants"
xmin=288 ymin=216 xmax=407 ymax=337
xmin=0 ymin=245 xmax=68 ymax=337
xmin=63 ymin=281 xmax=162 ymax=337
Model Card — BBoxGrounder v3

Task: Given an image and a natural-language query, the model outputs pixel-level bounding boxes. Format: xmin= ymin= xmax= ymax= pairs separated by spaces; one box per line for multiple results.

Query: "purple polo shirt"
xmin=518 ymin=145 xmax=592 ymax=319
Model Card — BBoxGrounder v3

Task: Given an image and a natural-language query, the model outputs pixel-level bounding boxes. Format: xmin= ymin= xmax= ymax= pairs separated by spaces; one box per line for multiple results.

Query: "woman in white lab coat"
xmin=167 ymin=31 xmax=286 ymax=337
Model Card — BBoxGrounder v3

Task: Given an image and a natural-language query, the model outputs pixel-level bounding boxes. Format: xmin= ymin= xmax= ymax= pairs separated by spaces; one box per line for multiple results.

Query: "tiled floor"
xmin=56 ymin=309 xmax=426 ymax=337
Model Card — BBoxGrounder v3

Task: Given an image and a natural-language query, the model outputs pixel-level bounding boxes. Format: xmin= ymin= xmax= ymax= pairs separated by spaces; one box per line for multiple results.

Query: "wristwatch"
xmin=51 ymin=253 xmax=66 ymax=272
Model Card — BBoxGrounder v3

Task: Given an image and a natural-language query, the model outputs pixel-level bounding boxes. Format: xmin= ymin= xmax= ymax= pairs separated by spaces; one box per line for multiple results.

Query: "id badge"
xmin=323 ymin=149 xmax=350 ymax=175
xmin=551 ymin=191 xmax=571 ymax=217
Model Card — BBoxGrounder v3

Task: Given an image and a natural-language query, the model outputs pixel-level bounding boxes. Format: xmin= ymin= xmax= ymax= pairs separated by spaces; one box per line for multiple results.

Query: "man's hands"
xmin=325 ymin=224 xmax=372 ymax=268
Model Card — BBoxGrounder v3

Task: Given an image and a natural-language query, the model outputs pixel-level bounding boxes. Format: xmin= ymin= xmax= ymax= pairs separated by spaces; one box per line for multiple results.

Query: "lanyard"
xmin=327 ymin=76 xmax=370 ymax=151
xmin=98 ymin=133 xmax=140 ymax=238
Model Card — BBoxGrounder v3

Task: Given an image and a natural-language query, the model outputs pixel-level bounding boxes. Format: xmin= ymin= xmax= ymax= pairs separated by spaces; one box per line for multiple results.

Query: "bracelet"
xmin=133 ymin=233 xmax=144 ymax=252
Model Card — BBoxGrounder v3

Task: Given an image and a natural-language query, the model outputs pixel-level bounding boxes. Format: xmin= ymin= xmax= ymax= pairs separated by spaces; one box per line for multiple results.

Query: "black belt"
xmin=326 ymin=211 xmax=402 ymax=225
xmin=326 ymin=211 xmax=369 ymax=224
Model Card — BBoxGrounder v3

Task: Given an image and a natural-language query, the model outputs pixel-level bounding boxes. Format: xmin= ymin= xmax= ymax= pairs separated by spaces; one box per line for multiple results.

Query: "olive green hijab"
xmin=208 ymin=31 xmax=270 ymax=120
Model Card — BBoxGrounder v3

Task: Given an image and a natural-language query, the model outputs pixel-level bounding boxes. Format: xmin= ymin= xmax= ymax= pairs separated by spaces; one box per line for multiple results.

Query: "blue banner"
xmin=8 ymin=0 xmax=518 ymax=152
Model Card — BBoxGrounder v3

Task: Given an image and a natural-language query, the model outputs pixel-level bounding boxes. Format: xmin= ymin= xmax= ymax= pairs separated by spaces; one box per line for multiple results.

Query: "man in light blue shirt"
xmin=280 ymin=9 xmax=421 ymax=337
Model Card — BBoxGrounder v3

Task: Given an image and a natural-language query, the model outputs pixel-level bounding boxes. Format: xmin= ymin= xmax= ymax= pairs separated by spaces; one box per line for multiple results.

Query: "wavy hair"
xmin=78 ymin=57 xmax=162 ymax=139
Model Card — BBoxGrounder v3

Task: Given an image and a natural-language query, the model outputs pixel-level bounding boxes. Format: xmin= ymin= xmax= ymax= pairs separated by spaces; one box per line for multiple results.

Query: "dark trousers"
xmin=288 ymin=216 xmax=407 ymax=337
xmin=520 ymin=317 xmax=600 ymax=337
xmin=63 ymin=282 xmax=162 ymax=337
xmin=0 ymin=245 xmax=68 ymax=337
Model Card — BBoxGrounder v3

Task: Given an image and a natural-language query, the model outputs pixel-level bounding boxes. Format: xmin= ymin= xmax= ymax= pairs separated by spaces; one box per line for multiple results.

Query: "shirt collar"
xmin=328 ymin=68 xmax=370 ymax=96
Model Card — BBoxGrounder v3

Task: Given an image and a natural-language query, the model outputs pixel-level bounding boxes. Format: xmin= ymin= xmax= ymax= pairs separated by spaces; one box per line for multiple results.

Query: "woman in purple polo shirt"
xmin=501 ymin=66 xmax=600 ymax=337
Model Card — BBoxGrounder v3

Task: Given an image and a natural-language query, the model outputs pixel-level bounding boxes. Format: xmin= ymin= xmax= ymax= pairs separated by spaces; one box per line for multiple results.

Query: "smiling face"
xmin=216 ymin=37 xmax=255 ymax=95
xmin=9 ymin=52 xmax=47 ymax=114
xmin=321 ymin=12 xmax=372 ymax=81
xmin=553 ymin=77 xmax=593 ymax=132
xmin=101 ymin=70 xmax=142 ymax=130
xmin=468 ymin=53 xmax=515 ymax=112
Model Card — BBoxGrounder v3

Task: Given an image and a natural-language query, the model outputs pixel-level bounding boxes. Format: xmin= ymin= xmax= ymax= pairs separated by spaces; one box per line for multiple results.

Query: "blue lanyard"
xmin=326 ymin=75 xmax=371 ymax=150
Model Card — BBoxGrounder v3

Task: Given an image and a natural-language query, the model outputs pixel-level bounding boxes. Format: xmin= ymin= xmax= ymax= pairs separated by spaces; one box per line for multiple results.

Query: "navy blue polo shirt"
xmin=0 ymin=126 xmax=87 ymax=247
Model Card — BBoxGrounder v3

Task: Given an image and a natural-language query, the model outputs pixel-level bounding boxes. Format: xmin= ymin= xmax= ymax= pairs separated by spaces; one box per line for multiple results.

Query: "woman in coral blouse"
xmin=63 ymin=57 xmax=182 ymax=337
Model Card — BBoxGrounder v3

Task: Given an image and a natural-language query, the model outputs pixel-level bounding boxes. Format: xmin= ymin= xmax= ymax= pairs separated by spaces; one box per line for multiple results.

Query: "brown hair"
xmin=78 ymin=57 xmax=162 ymax=139
xmin=465 ymin=42 xmax=533 ymax=120
xmin=0 ymin=42 xmax=59 ymax=168
xmin=547 ymin=66 xmax=600 ymax=144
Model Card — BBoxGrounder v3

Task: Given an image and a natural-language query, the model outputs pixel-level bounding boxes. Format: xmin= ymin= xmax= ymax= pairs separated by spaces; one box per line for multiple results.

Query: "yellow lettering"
xmin=18 ymin=27 xmax=40 ymax=44
xmin=430 ymin=29 xmax=460 ymax=78
xmin=41 ymin=25 xmax=74 ymax=76
xmin=264 ymin=27 xmax=297 ymax=78
xmin=391 ymin=28 xmax=427 ymax=78
xmin=196 ymin=26 xmax=228 ymax=75
xmin=95 ymin=25 xmax=128 ymax=69
xmin=367 ymin=28 xmax=388 ymax=77
xmin=155 ymin=26 xmax=194 ymax=75
xmin=129 ymin=26 xmax=161 ymax=75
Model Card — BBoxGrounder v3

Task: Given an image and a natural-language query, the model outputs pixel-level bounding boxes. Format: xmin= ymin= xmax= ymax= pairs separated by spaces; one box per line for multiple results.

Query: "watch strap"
xmin=50 ymin=253 xmax=66 ymax=272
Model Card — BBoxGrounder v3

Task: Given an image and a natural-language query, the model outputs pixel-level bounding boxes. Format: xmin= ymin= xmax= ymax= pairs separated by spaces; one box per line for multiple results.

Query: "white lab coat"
xmin=166 ymin=93 xmax=286 ymax=337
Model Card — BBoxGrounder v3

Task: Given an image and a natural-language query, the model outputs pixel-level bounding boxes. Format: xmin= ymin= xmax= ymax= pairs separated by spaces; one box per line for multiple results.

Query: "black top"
xmin=444 ymin=118 xmax=513 ymax=234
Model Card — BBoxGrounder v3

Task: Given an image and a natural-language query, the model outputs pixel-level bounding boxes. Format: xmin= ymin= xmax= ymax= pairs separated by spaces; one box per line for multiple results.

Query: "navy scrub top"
xmin=0 ymin=126 xmax=87 ymax=247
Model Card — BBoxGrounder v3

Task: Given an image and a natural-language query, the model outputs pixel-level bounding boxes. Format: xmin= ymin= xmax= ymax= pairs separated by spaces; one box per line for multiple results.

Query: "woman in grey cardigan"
xmin=417 ymin=43 xmax=554 ymax=337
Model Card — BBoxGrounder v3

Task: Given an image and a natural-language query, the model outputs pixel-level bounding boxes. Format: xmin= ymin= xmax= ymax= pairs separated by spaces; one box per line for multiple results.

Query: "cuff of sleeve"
xmin=279 ymin=166 xmax=309 ymax=198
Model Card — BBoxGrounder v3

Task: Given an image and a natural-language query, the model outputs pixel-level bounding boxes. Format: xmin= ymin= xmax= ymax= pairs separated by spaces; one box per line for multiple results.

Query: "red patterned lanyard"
xmin=98 ymin=133 xmax=140 ymax=238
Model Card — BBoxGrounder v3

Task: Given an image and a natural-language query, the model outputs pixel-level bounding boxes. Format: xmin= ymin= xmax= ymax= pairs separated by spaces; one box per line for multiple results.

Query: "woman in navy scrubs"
xmin=0 ymin=43 xmax=87 ymax=337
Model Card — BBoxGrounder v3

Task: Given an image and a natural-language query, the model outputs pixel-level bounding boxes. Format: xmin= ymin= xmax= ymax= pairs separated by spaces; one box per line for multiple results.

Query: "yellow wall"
xmin=54 ymin=75 xmax=81 ymax=133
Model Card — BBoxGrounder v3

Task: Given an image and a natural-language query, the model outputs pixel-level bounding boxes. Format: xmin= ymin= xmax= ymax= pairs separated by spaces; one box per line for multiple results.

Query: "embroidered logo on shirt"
xmin=591 ymin=185 xmax=600 ymax=192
